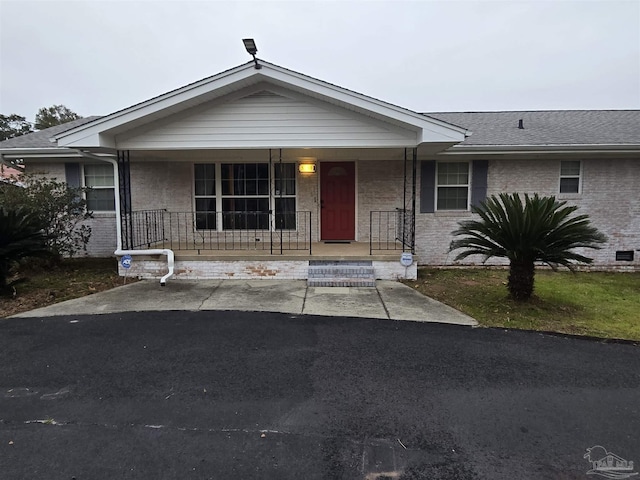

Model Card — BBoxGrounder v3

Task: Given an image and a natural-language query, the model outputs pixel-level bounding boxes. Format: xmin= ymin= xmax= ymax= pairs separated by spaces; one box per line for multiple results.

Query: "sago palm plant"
xmin=449 ymin=193 xmax=607 ymax=301
xmin=0 ymin=207 xmax=50 ymax=294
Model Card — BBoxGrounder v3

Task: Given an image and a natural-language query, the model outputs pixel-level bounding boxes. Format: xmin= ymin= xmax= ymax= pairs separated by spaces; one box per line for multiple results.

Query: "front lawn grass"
xmin=0 ymin=258 xmax=125 ymax=318
xmin=407 ymin=268 xmax=640 ymax=341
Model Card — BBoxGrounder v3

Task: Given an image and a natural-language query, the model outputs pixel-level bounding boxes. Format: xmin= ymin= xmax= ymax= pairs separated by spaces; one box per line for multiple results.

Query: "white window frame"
xmin=435 ymin=161 xmax=471 ymax=211
xmin=193 ymin=164 xmax=217 ymax=230
xmin=193 ymin=162 xmax=298 ymax=231
xmin=559 ymin=160 xmax=582 ymax=194
xmin=273 ymin=162 xmax=298 ymax=231
xmin=220 ymin=162 xmax=271 ymax=230
xmin=83 ymin=163 xmax=115 ymax=212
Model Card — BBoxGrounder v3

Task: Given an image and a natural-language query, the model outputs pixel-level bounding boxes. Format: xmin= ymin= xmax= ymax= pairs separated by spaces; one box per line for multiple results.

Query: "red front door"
xmin=320 ymin=162 xmax=355 ymax=240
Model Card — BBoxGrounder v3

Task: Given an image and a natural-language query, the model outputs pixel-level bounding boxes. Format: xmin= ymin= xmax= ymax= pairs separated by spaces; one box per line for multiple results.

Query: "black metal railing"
xmin=124 ymin=210 xmax=312 ymax=254
xmin=396 ymin=208 xmax=415 ymax=251
xmin=369 ymin=209 xmax=414 ymax=254
xmin=125 ymin=209 xmax=165 ymax=249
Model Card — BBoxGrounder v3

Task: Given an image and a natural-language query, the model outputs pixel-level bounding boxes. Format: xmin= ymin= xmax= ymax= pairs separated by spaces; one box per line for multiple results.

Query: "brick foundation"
xmin=118 ymin=258 xmax=417 ymax=280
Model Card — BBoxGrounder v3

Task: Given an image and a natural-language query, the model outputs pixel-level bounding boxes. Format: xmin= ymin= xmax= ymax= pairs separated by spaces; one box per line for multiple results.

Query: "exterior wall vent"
xmin=615 ymin=250 xmax=634 ymax=261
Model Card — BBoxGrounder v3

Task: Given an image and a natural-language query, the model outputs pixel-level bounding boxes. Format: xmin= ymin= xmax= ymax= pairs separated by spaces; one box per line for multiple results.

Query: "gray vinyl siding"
xmin=115 ymin=91 xmax=417 ymax=149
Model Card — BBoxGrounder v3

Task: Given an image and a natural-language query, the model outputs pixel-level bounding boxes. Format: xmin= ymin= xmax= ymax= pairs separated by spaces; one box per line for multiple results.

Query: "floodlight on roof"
xmin=242 ymin=38 xmax=261 ymax=69
xmin=243 ymin=38 xmax=257 ymax=55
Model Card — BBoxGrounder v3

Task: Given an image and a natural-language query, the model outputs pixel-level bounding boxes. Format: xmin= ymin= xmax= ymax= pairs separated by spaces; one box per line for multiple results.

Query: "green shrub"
xmin=450 ymin=193 xmax=607 ymax=301
xmin=0 ymin=174 xmax=92 ymax=257
xmin=0 ymin=207 xmax=51 ymax=293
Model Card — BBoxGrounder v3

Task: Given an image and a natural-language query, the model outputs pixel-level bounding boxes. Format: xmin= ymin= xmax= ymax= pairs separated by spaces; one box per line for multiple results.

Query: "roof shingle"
xmin=425 ymin=110 xmax=640 ymax=146
xmin=2 ymin=111 xmax=639 ymax=150
xmin=0 ymin=116 xmax=101 ymax=149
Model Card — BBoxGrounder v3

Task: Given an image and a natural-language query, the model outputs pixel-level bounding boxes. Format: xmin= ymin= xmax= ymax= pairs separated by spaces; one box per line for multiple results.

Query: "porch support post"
xmin=401 ymin=147 xmax=416 ymax=253
xmin=278 ymin=148 xmax=283 ymax=255
xmin=117 ymin=150 xmax=133 ymax=249
xmin=411 ymin=147 xmax=417 ymax=254
xmin=402 ymin=148 xmax=408 ymax=250
xmin=269 ymin=149 xmax=273 ymax=255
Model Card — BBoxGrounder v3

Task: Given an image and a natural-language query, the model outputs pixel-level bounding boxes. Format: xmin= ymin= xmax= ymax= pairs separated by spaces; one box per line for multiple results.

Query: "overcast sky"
xmin=1 ymin=0 xmax=638 ymax=122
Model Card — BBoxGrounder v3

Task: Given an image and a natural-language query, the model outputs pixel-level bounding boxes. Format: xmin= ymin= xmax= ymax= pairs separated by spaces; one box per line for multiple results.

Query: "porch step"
xmin=307 ymin=261 xmax=375 ymax=287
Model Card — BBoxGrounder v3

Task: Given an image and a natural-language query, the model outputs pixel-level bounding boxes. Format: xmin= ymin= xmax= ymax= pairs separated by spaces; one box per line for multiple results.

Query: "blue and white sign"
xmin=120 ymin=254 xmax=133 ymax=269
xmin=400 ymin=252 xmax=413 ymax=267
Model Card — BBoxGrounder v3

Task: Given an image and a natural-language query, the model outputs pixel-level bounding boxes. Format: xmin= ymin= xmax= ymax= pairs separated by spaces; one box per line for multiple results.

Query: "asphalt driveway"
xmin=2 ymin=311 xmax=639 ymax=479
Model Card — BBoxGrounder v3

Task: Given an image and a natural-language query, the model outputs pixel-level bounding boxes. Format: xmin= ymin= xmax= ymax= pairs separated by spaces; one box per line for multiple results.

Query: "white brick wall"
xmin=296 ymin=167 xmax=320 ymax=241
xmin=120 ymin=259 xmax=310 ymax=280
xmin=415 ymin=157 xmax=640 ymax=270
xmin=357 ymin=160 xmax=405 ymax=241
xmin=567 ymin=158 xmax=639 ymax=267
xmin=130 ymin=161 xmax=193 ymax=211
xmin=372 ymin=260 xmax=417 ymax=280
xmin=118 ymin=258 xmax=417 ymax=280
xmin=24 ymin=162 xmax=116 ymax=258
xmin=26 ymin=162 xmax=66 ymax=181
xmin=81 ymin=214 xmax=117 ymax=257
xmin=24 ymin=154 xmax=639 ymax=272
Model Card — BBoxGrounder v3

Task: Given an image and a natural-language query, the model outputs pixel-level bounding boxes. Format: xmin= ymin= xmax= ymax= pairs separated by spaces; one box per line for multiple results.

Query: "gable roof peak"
xmin=53 ymin=59 xmax=468 ymax=148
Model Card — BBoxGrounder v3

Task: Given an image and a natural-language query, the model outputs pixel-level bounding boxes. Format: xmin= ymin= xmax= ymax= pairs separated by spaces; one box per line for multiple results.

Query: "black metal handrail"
xmin=124 ymin=209 xmax=165 ymax=249
xmin=369 ymin=209 xmax=414 ymax=254
xmin=396 ymin=208 xmax=415 ymax=251
xmin=123 ymin=210 xmax=312 ymax=254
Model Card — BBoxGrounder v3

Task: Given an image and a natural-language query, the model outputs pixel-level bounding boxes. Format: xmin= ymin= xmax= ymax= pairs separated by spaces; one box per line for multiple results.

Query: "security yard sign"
xmin=400 ymin=252 xmax=413 ymax=267
xmin=120 ymin=255 xmax=132 ymax=269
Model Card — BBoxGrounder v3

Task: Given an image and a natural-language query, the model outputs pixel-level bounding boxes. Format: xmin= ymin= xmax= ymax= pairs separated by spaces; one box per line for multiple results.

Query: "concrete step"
xmin=307 ymin=261 xmax=375 ymax=287
xmin=307 ymin=265 xmax=375 ymax=278
xmin=307 ymin=277 xmax=376 ymax=287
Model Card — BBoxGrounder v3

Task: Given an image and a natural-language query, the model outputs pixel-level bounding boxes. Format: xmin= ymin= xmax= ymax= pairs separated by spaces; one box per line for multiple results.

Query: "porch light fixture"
xmin=299 ymin=163 xmax=316 ymax=174
xmin=242 ymin=38 xmax=261 ymax=69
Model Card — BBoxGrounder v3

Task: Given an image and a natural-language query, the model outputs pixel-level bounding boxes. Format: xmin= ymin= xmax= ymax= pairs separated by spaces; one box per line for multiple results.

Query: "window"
xmin=193 ymin=163 xmax=297 ymax=231
xmin=420 ymin=160 xmax=487 ymax=213
xmin=437 ymin=162 xmax=469 ymax=210
xmin=274 ymin=163 xmax=296 ymax=230
xmin=194 ymin=164 xmax=216 ymax=229
xmin=84 ymin=164 xmax=115 ymax=211
xmin=221 ymin=163 xmax=269 ymax=229
xmin=560 ymin=161 xmax=581 ymax=193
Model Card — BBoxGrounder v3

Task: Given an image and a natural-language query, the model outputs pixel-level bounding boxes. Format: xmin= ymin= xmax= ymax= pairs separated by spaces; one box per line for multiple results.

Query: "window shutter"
xmin=471 ymin=160 xmax=488 ymax=207
xmin=420 ymin=160 xmax=436 ymax=213
xmin=65 ymin=163 xmax=81 ymax=188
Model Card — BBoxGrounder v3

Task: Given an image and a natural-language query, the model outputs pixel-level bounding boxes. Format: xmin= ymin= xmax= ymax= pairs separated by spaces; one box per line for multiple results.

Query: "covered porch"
xmin=116 ymin=147 xmax=419 ymax=281
xmin=53 ymin=59 xmax=467 ymax=281
xmin=119 ymin=147 xmax=419 ymax=257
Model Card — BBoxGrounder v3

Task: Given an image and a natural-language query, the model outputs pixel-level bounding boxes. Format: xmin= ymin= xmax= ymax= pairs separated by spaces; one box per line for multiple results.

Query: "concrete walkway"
xmin=10 ymin=280 xmax=477 ymax=325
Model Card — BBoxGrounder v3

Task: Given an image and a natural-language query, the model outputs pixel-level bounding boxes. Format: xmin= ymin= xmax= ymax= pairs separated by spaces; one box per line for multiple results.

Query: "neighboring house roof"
xmin=427 ymin=110 xmax=640 ymax=147
xmin=0 ymin=116 xmax=101 ymax=149
xmin=53 ymin=60 xmax=469 ymax=149
xmin=0 ymin=165 xmax=21 ymax=178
